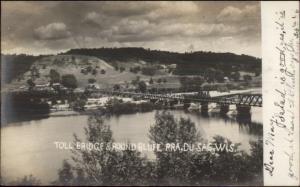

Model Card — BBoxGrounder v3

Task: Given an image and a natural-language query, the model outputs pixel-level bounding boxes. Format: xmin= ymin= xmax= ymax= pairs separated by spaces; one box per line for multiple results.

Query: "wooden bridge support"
xmin=220 ymin=104 xmax=229 ymax=114
xmin=236 ymin=105 xmax=251 ymax=115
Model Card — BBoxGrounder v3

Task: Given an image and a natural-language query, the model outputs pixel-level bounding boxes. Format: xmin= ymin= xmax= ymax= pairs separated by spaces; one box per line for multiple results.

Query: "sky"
xmin=1 ymin=1 xmax=261 ymax=57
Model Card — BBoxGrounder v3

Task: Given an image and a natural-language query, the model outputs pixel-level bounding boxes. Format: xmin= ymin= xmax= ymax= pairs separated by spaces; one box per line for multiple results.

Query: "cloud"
xmin=102 ymin=21 xmax=240 ymax=43
xmin=2 ymin=1 xmax=261 ymax=57
xmin=83 ymin=12 xmax=107 ymax=27
xmin=34 ymin=22 xmax=71 ymax=40
xmin=145 ymin=1 xmax=200 ymax=21
xmin=217 ymin=5 xmax=260 ymax=22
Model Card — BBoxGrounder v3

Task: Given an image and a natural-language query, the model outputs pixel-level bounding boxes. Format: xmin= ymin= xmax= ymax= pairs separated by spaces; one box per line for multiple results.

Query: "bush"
xmin=88 ymin=78 xmax=96 ymax=84
xmin=141 ymin=67 xmax=156 ymax=76
xmin=149 ymin=78 xmax=154 ymax=84
xmin=4 ymin=175 xmax=41 ymax=186
xmin=27 ymin=79 xmax=35 ymax=89
xmin=243 ymin=75 xmax=252 ymax=82
xmin=61 ymin=74 xmax=77 ymax=89
xmin=138 ymin=81 xmax=147 ymax=93
xmin=92 ymin=69 xmax=98 ymax=75
xmin=49 ymin=69 xmax=60 ymax=83
xmin=120 ymin=67 xmax=125 ymax=73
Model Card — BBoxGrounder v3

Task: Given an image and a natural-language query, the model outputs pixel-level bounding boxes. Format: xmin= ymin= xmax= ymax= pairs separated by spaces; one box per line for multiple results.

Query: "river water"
xmin=1 ymin=108 xmax=262 ymax=184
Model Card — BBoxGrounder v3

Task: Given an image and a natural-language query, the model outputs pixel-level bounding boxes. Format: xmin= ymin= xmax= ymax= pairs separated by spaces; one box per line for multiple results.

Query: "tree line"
xmin=64 ymin=47 xmax=261 ymax=75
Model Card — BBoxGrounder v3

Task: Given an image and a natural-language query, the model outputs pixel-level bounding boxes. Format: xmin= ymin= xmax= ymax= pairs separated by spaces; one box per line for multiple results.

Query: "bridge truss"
xmin=95 ymin=90 xmax=263 ymax=107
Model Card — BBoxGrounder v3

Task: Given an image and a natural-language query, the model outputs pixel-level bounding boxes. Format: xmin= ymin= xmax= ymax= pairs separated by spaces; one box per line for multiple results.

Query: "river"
xmin=1 ymin=108 xmax=262 ymax=184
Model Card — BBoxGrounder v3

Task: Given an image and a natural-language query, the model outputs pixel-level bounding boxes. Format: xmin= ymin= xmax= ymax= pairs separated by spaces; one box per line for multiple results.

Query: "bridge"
xmin=94 ymin=90 xmax=261 ymax=107
xmin=5 ymin=88 xmax=261 ymax=115
xmin=92 ymin=89 xmax=262 ymax=108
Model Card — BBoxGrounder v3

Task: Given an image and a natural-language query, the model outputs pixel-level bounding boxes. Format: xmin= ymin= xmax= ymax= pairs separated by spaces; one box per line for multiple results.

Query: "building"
xmin=87 ymin=83 xmax=100 ymax=90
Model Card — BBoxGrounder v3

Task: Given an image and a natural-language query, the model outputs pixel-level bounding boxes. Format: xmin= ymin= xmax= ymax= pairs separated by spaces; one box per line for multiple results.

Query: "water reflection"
xmin=188 ymin=109 xmax=263 ymax=136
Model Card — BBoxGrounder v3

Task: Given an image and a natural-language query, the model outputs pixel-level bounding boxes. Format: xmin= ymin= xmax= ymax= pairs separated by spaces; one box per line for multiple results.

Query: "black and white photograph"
xmin=0 ymin=1 xmax=298 ymax=186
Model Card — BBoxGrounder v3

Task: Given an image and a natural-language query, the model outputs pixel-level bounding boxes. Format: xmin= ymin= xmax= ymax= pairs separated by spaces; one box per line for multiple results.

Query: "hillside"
xmin=1 ymin=48 xmax=261 ymax=92
xmin=63 ymin=47 xmax=261 ymax=75
xmin=1 ymin=54 xmax=46 ymax=84
xmin=2 ymin=54 xmax=158 ymax=91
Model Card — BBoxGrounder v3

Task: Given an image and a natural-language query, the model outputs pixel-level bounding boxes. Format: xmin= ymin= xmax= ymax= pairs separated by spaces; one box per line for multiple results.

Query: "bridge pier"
xmin=169 ymin=100 xmax=178 ymax=106
xmin=236 ymin=105 xmax=251 ymax=115
xmin=150 ymin=98 xmax=157 ymax=103
xmin=183 ymin=100 xmax=191 ymax=109
xmin=220 ymin=104 xmax=229 ymax=114
xmin=201 ymin=102 xmax=208 ymax=114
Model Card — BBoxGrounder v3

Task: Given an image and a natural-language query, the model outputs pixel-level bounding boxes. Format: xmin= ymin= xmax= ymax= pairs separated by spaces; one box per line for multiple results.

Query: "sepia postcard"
xmin=1 ymin=1 xmax=299 ymax=186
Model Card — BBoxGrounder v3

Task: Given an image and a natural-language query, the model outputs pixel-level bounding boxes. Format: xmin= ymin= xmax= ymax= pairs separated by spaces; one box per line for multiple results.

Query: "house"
xmin=84 ymin=98 xmax=106 ymax=110
xmin=168 ymin=64 xmax=177 ymax=69
xmin=74 ymin=88 xmax=85 ymax=93
xmin=33 ymin=83 xmax=54 ymax=91
xmin=51 ymin=103 xmax=70 ymax=111
xmin=139 ymin=60 xmax=147 ymax=65
xmin=52 ymin=83 xmax=68 ymax=90
xmin=159 ymin=64 xmax=167 ymax=69
xmin=87 ymin=83 xmax=100 ymax=90
xmin=224 ymin=77 xmax=230 ymax=83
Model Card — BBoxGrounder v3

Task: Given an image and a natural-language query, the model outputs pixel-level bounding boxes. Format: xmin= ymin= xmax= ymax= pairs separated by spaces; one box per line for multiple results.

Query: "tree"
xmin=215 ymin=69 xmax=225 ymax=82
xmin=73 ymin=99 xmax=87 ymax=111
xmin=131 ymin=66 xmax=141 ymax=73
xmin=31 ymin=66 xmax=39 ymax=78
xmin=61 ymin=74 xmax=77 ymax=89
xmin=5 ymin=175 xmax=41 ymax=186
xmin=114 ymin=66 xmax=119 ymax=71
xmin=243 ymin=75 xmax=252 ymax=82
xmin=88 ymin=78 xmax=96 ymax=84
xmin=81 ymin=68 xmax=87 ymax=75
xmin=138 ymin=81 xmax=147 ymax=93
xmin=149 ymin=78 xmax=154 ymax=84
xmin=157 ymin=78 xmax=162 ymax=84
xmin=149 ymin=111 xmax=200 ymax=185
xmin=100 ymin=69 xmax=106 ymax=74
xmin=57 ymin=160 xmax=74 ymax=186
xmin=49 ymin=69 xmax=60 ymax=83
xmin=131 ymin=76 xmax=140 ymax=86
xmin=204 ymin=68 xmax=214 ymax=82
xmin=86 ymin=66 xmax=93 ymax=73
xmin=120 ymin=67 xmax=125 ymax=73
xmin=50 ymin=111 xmax=263 ymax=186
xmin=141 ymin=67 xmax=156 ymax=76
xmin=27 ymin=79 xmax=35 ymax=90
xmin=254 ymin=68 xmax=261 ymax=76
xmin=231 ymin=72 xmax=240 ymax=81
xmin=92 ymin=69 xmax=98 ymax=75
xmin=54 ymin=114 xmax=156 ymax=186
xmin=113 ymin=84 xmax=120 ymax=91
